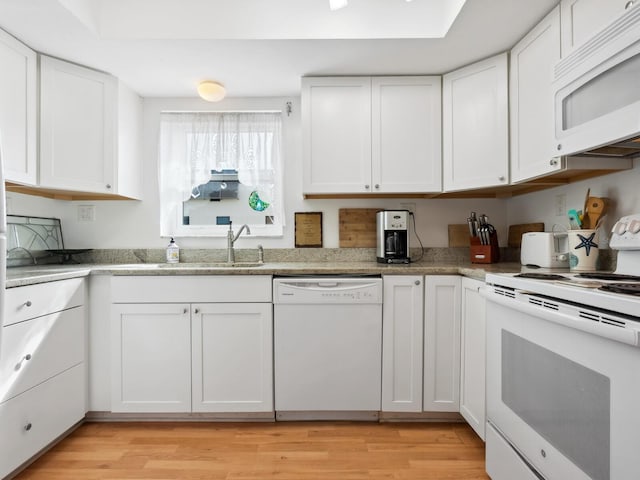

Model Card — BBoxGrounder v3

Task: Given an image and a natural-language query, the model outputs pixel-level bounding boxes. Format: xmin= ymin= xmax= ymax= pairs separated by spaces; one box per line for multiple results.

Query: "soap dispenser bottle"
xmin=166 ymin=237 xmax=179 ymax=263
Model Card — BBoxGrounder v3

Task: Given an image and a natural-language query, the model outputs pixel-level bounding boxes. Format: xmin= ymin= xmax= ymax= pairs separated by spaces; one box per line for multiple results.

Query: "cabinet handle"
xmin=365 ymin=184 xmax=370 ymax=190
xmin=414 ymin=280 xmax=421 ymax=286
xmin=24 ymin=423 xmax=32 ymax=432
xmin=194 ymin=308 xmax=200 ymax=314
xmin=183 ymin=308 xmax=188 ymax=314
xmin=557 ymin=144 xmax=562 ymax=151
xmin=625 ymin=0 xmax=634 ymax=9
xmin=549 ymin=158 xmax=558 ymax=166
xmin=24 ymin=300 xmax=32 ymax=307
xmin=14 ymin=353 xmax=32 ymax=372
xmin=106 ymin=184 xmax=112 ymax=189
xmin=374 ymin=184 xmax=380 ymax=189
xmin=498 ymin=176 xmax=505 ymax=182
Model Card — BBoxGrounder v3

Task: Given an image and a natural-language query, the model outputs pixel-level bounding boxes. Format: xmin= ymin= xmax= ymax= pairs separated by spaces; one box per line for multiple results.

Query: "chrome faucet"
xmin=227 ymin=222 xmax=251 ymax=263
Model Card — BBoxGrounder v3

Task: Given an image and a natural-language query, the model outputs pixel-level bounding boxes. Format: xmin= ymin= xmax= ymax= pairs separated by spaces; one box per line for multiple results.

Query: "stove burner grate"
xmin=515 ymin=273 xmax=568 ymax=281
xmin=577 ymin=273 xmax=640 ymax=282
xmin=598 ymin=283 xmax=640 ymax=296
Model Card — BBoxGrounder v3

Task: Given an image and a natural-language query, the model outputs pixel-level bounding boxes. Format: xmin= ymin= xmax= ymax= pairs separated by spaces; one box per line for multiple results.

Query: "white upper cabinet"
xmin=510 ymin=7 xmax=562 ymax=183
xmin=39 ymin=55 xmax=143 ymax=199
xmin=40 ymin=55 xmax=117 ymax=194
xmin=0 ymin=29 xmax=37 ymax=185
xmin=302 ymin=76 xmax=442 ymax=195
xmin=443 ymin=53 xmax=509 ymax=192
xmin=560 ymin=0 xmax=636 ymax=57
xmin=302 ymin=77 xmax=372 ymax=194
xmin=372 ymin=77 xmax=442 ymax=193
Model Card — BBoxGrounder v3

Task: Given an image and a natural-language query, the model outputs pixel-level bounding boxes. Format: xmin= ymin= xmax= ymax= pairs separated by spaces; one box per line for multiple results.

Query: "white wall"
xmin=506 ymin=159 xmax=640 ymax=248
xmin=7 ymin=95 xmax=508 ymax=249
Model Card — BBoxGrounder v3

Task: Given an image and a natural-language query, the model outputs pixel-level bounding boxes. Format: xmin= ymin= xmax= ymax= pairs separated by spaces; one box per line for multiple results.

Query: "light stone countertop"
xmin=5 ymin=261 xmax=527 ymax=288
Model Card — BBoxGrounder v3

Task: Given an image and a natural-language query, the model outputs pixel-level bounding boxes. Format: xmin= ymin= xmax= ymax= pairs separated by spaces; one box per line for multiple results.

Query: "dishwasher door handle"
xmin=317 ymin=282 xmax=339 ymax=288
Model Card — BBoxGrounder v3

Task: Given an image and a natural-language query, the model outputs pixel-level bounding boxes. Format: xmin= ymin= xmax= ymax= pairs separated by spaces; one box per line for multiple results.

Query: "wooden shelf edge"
xmin=5 ymin=182 xmax=140 ymax=201
xmin=303 ymin=167 xmax=632 ymax=199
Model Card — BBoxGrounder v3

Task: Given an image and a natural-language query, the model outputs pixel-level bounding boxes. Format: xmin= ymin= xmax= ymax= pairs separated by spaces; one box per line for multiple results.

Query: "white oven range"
xmin=481 ymin=214 xmax=640 ymax=480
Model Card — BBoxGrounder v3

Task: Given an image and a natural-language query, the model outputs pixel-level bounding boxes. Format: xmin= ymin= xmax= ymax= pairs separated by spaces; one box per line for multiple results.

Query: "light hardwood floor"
xmin=14 ymin=422 xmax=490 ymax=480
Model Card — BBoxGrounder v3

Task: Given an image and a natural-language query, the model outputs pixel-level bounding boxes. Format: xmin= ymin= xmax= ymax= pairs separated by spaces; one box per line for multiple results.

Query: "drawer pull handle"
xmin=14 ymin=354 xmax=33 ymax=371
xmin=194 ymin=308 xmax=200 ymax=314
xmin=24 ymin=301 xmax=32 ymax=307
xmin=24 ymin=423 xmax=32 ymax=432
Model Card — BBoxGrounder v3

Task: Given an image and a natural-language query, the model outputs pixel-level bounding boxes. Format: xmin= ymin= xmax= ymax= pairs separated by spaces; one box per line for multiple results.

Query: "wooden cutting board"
xmin=339 ymin=208 xmax=382 ymax=248
xmin=508 ymin=222 xmax=544 ymax=248
xmin=448 ymin=224 xmax=471 ymax=247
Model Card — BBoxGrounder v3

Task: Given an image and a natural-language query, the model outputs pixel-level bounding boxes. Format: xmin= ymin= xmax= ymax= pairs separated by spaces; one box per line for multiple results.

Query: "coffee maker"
xmin=376 ymin=210 xmax=410 ymax=264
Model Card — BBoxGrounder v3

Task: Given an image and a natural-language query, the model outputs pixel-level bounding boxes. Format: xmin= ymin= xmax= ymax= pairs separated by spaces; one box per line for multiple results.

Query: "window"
xmin=159 ymin=111 xmax=284 ymax=237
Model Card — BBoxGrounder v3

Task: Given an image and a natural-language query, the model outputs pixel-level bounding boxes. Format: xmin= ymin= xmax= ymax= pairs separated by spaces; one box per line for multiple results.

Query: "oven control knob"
xmin=613 ymin=221 xmax=628 ymax=235
xmin=628 ymin=219 xmax=640 ymax=234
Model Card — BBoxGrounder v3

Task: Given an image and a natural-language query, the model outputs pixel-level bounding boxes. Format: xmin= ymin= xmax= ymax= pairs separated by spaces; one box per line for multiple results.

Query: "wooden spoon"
xmin=582 ymin=188 xmax=591 ymax=228
xmin=587 ymin=197 xmax=605 ymax=230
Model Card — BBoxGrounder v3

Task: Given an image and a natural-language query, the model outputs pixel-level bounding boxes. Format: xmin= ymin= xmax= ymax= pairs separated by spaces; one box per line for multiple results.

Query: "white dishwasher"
xmin=273 ymin=277 xmax=383 ymax=420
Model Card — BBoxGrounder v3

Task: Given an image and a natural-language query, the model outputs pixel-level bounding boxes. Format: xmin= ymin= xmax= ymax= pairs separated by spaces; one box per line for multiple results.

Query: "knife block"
xmin=470 ymin=233 xmax=500 ymax=264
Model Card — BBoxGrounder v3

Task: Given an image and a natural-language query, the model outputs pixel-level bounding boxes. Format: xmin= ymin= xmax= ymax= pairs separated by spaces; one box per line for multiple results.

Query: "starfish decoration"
xmin=574 ymin=232 xmax=598 ymax=256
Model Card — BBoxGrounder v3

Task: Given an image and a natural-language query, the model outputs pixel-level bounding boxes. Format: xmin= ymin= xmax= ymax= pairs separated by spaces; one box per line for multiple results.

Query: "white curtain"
xmin=158 ymin=111 xmax=283 ymax=236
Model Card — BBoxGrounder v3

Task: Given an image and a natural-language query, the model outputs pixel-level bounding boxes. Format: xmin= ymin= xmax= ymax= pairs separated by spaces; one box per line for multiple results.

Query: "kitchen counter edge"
xmin=5 ymin=262 xmax=526 ymax=288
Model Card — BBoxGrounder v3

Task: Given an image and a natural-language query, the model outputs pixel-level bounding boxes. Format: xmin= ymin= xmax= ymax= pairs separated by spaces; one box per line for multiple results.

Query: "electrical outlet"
xmin=554 ymin=194 xmax=566 ymax=217
xmin=77 ymin=205 xmax=95 ymax=222
xmin=400 ymin=202 xmax=416 ymax=214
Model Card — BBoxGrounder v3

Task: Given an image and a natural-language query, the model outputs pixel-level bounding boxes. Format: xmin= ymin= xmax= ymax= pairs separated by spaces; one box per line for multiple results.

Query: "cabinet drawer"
xmin=1 ymin=306 xmax=84 ymax=403
xmin=0 ymin=364 xmax=85 ymax=479
xmin=111 ymin=275 xmax=272 ymax=303
xmin=4 ymin=278 xmax=84 ymax=326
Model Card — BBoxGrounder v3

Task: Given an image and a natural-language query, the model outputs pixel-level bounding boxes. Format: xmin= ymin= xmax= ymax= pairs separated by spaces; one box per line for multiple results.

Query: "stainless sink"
xmin=164 ymin=262 xmax=265 ymax=268
xmin=116 ymin=262 xmax=265 ymax=269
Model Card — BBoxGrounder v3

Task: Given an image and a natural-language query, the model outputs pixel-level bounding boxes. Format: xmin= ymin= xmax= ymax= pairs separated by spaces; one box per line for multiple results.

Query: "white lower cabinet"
xmin=423 ymin=276 xmax=461 ymax=412
xmin=0 ymin=278 xmax=86 ymax=478
xmin=382 ymin=275 xmax=462 ymax=414
xmin=192 ymin=303 xmax=273 ymax=413
xmin=111 ymin=303 xmax=192 ymax=413
xmin=381 ymin=276 xmax=424 ymax=412
xmin=459 ymin=277 xmax=487 ymax=440
xmin=110 ymin=276 xmax=273 ymax=414
xmin=0 ymin=365 xmax=85 ymax=479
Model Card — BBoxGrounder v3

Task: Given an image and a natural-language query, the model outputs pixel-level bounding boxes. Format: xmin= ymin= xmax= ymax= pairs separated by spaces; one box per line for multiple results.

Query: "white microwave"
xmin=553 ymin=5 xmax=640 ymax=158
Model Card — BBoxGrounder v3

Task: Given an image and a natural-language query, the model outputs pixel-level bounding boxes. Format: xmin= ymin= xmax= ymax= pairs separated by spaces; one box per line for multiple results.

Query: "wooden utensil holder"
xmin=470 ymin=233 xmax=500 ymax=264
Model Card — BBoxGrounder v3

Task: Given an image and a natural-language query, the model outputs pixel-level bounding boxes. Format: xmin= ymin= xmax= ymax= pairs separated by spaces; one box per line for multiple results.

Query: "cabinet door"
xmin=560 ymin=0 xmax=633 ymax=56
xmin=111 ymin=303 xmax=191 ymax=412
xmin=372 ymin=76 xmax=442 ymax=193
xmin=382 ymin=276 xmax=424 ymax=412
xmin=302 ymin=77 xmax=372 ymax=194
xmin=192 ymin=303 xmax=273 ymax=412
xmin=1 ymin=306 xmax=84 ymax=403
xmin=40 ymin=55 xmax=117 ymax=194
xmin=460 ymin=277 xmax=486 ymax=440
xmin=0 ymin=365 xmax=85 ymax=480
xmin=510 ymin=7 xmax=561 ymax=183
xmin=423 ymin=276 xmax=461 ymax=412
xmin=443 ymin=53 xmax=509 ymax=192
xmin=0 ymin=29 xmax=37 ymax=185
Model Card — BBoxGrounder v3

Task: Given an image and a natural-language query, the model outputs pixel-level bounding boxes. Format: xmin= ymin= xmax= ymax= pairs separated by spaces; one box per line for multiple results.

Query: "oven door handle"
xmin=480 ymin=286 xmax=640 ymax=347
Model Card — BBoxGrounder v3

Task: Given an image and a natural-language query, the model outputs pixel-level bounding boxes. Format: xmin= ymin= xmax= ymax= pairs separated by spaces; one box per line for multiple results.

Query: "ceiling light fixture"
xmin=197 ymin=80 xmax=226 ymax=102
xmin=329 ymin=0 xmax=348 ymax=10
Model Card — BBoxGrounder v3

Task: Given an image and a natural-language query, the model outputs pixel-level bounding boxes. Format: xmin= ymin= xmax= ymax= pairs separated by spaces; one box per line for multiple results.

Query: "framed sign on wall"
xmin=295 ymin=212 xmax=323 ymax=248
